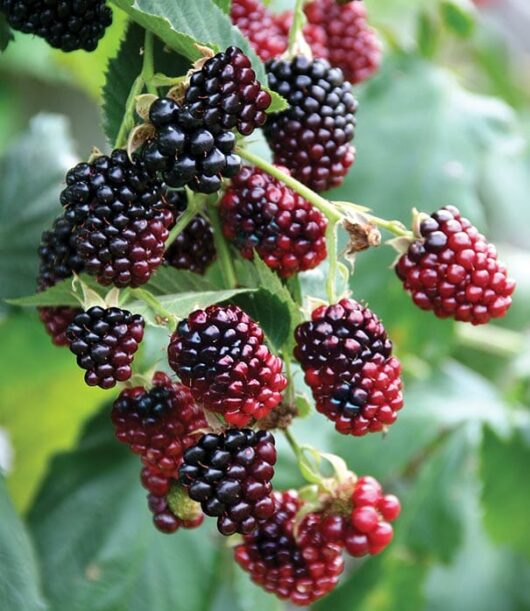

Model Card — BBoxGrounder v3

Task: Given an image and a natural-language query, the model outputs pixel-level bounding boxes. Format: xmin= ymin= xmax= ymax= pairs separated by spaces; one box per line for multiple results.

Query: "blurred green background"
xmin=0 ymin=0 xmax=529 ymax=610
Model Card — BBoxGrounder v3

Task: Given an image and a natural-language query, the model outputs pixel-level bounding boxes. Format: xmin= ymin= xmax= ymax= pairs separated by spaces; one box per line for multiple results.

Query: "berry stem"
xmin=287 ymin=0 xmax=310 ymax=58
xmin=207 ymin=201 xmax=238 ymax=289
xmin=142 ymin=30 xmax=158 ymax=96
xmin=326 ymin=221 xmax=338 ymax=303
xmin=131 ymin=288 xmax=178 ymax=330
xmin=114 ymin=75 xmax=144 ymax=149
xmin=166 ymin=193 xmax=207 ymax=248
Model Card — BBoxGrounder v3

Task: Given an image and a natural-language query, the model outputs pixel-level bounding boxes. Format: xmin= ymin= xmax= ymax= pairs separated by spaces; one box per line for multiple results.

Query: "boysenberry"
xmin=168 ymin=305 xmax=287 ymax=426
xmin=0 ymin=0 xmax=112 ymax=52
xmin=60 ymin=149 xmax=174 ymax=288
xmin=142 ymin=99 xmax=241 ymax=194
xmin=234 ymin=490 xmax=344 ymax=605
xmin=220 ymin=165 xmax=327 ymax=278
xmin=264 ymin=56 xmax=357 ymax=192
xmin=66 ymin=306 xmax=144 ymax=389
xmin=185 ymin=46 xmax=272 ymax=136
xmin=395 ymin=206 xmax=515 ymax=325
xmin=179 ymin=428 xmax=276 ymax=536
xmin=112 ymin=372 xmax=207 ymax=479
xmin=294 ymin=299 xmax=404 ymax=435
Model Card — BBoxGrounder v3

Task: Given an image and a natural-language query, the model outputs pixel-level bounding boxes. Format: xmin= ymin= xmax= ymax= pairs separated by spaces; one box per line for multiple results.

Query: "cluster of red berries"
xmin=231 ymin=0 xmax=381 ymax=85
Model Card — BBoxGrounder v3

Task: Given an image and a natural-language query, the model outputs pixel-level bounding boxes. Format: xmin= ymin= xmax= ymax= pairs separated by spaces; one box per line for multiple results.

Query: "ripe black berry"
xmin=167 ymin=305 xmax=287 ymax=427
xmin=395 ymin=205 xmax=515 ymax=325
xmin=234 ymin=490 xmax=344 ymax=605
xmin=220 ymin=165 xmax=327 ymax=278
xmin=179 ymin=428 xmax=276 ymax=536
xmin=112 ymin=372 xmax=207 ymax=479
xmin=294 ymin=299 xmax=403 ymax=436
xmin=185 ymin=46 xmax=272 ymax=136
xmin=0 ymin=0 xmax=112 ymax=52
xmin=264 ymin=56 xmax=357 ymax=192
xmin=66 ymin=306 xmax=144 ymax=389
xmin=142 ymin=99 xmax=241 ymax=194
xmin=163 ymin=190 xmax=216 ymax=274
xmin=60 ymin=149 xmax=174 ymax=288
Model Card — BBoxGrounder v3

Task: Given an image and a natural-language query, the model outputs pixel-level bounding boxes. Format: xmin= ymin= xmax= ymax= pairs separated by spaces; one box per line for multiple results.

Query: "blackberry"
xmin=36 ymin=214 xmax=84 ymax=346
xmin=164 ymin=190 xmax=216 ymax=274
xmin=60 ymin=149 xmax=174 ymax=288
xmin=395 ymin=206 xmax=515 ymax=325
xmin=231 ymin=0 xmax=288 ymax=61
xmin=320 ymin=475 xmax=401 ymax=557
xmin=66 ymin=306 xmax=144 ymax=389
xmin=179 ymin=428 xmax=276 ymax=536
xmin=220 ymin=165 xmax=327 ymax=278
xmin=294 ymin=299 xmax=404 ymax=436
xmin=145 ymin=476 xmax=204 ymax=534
xmin=185 ymin=46 xmax=272 ymax=136
xmin=0 ymin=0 xmax=112 ymax=52
xmin=264 ymin=56 xmax=357 ymax=192
xmin=142 ymin=99 xmax=241 ymax=194
xmin=112 ymin=372 xmax=207 ymax=479
xmin=304 ymin=0 xmax=382 ymax=84
xmin=234 ymin=490 xmax=344 ymax=605
xmin=167 ymin=305 xmax=287 ymax=427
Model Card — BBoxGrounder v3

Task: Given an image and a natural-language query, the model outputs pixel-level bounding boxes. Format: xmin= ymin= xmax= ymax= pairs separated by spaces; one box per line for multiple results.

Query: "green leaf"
xmin=480 ymin=427 xmax=530 ymax=562
xmin=27 ymin=406 xmax=223 ymax=611
xmin=108 ymin=0 xmax=286 ymax=112
xmin=7 ymin=275 xmax=104 ymax=308
xmin=0 ymin=115 xmax=77 ymax=303
xmin=146 ymin=265 xmax=220 ymax=294
xmin=128 ymin=288 xmax=254 ymax=325
xmin=212 ymin=0 xmax=231 ymax=14
xmin=417 ymin=10 xmax=439 ymax=59
xmin=0 ymin=475 xmax=47 ymax=610
xmin=440 ymin=0 xmax=476 ymax=38
xmin=0 ymin=13 xmax=13 ymax=52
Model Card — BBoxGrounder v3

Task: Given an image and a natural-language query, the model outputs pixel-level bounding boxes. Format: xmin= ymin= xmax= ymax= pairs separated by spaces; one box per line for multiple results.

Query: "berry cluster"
xmin=112 ymin=372 xmax=207 ymax=479
xmin=164 ymin=190 xmax=216 ymax=275
xmin=0 ymin=0 xmax=112 ymax=52
xmin=231 ymin=0 xmax=287 ymax=61
xmin=265 ymin=56 xmax=357 ymax=192
xmin=321 ymin=476 xmax=401 ymax=557
xmin=234 ymin=490 xmax=344 ymax=606
xmin=395 ymin=206 xmax=515 ymax=325
xmin=37 ymin=214 xmax=84 ymax=346
xmin=185 ymin=46 xmax=272 ymax=136
xmin=220 ymin=166 xmax=328 ymax=277
xmin=179 ymin=428 xmax=276 ymax=535
xmin=168 ymin=305 xmax=287 ymax=426
xmin=294 ymin=299 xmax=403 ymax=436
xmin=66 ymin=306 xmax=144 ymax=389
xmin=142 ymin=99 xmax=241 ymax=194
xmin=61 ymin=150 xmax=174 ymax=288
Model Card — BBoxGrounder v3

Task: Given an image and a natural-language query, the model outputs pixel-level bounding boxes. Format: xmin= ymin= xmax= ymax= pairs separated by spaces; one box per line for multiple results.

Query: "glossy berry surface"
xmin=304 ymin=0 xmax=381 ymax=84
xmin=321 ymin=476 xmax=401 ymax=557
xmin=264 ymin=56 xmax=357 ymax=192
xmin=66 ymin=306 xmax=144 ymax=389
xmin=112 ymin=372 xmax=207 ymax=479
xmin=395 ymin=206 xmax=515 ymax=325
xmin=294 ymin=299 xmax=403 ymax=436
xmin=220 ymin=166 xmax=327 ymax=278
xmin=37 ymin=214 xmax=84 ymax=345
xmin=164 ymin=190 xmax=216 ymax=274
xmin=230 ymin=0 xmax=288 ymax=61
xmin=168 ymin=305 xmax=287 ymax=426
xmin=234 ymin=490 xmax=344 ymax=605
xmin=179 ymin=428 xmax=277 ymax=536
xmin=185 ymin=46 xmax=272 ymax=136
xmin=0 ymin=0 xmax=112 ymax=52
xmin=60 ymin=149 xmax=174 ymax=288
xmin=142 ymin=99 xmax=241 ymax=194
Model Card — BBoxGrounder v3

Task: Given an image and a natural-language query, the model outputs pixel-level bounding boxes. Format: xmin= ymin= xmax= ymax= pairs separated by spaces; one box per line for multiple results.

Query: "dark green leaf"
xmin=0 ymin=13 xmax=13 ymax=52
xmin=7 ymin=275 xmax=105 ymax=307
xmin=0 ymin=115 xmax=77 ymax=302
xmin=440 ymin=0 xmax=476 ymax=38
xmin=480 ymin=427 xmax=530 ymax=562
xmin=0 ymin=476 xmax=47 ymax=610
xmin=28 ymin=407 xmax=223 ymax=611
xmin=146 ymin=265 xmax=220 ymax=295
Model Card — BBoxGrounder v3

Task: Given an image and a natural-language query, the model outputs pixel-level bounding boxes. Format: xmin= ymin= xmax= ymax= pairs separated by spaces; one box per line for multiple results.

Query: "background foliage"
xmin=0 ymin=0 xmax=529 ymax=609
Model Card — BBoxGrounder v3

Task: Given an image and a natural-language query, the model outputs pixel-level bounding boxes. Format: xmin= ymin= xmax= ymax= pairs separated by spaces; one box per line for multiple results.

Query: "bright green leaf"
xmin=417 ymin=10 xmax=440 ymax=59
xmin=440 ymin=0 xmax=476 ymax=38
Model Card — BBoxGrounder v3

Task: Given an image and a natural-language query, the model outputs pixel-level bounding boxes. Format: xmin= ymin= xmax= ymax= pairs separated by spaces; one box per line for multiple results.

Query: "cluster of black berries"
xmin=0 ymin=0 xmax=112 ymax=52
xmin=60 ymin=149 xmax=175 ymax=288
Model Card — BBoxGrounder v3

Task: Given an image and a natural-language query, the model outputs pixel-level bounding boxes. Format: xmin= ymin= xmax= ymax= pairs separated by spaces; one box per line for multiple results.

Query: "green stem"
xmin=142 ymin=30 xmax=157 ymax=96
xmin=326 ymin=221 xmax=338 ymax=303
xmin=283 ymin=428 xmax=304 ymax=462
xmin=369 ymin=215 xmax=413 ymax=239
xmin=166 ymin=196 xmax=206 ymax=247
xmin=114 ymin=75 xmax=144 ymax=149
xmin=287 ymin=0 xmax=307 ymax=56
xmin=207 ymin=202 xmax=237 ymax=289
xmin=456 ymin=323 xmax=523 ymax=357
xmin=131 ymin=288 xmax=177 ymax=330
